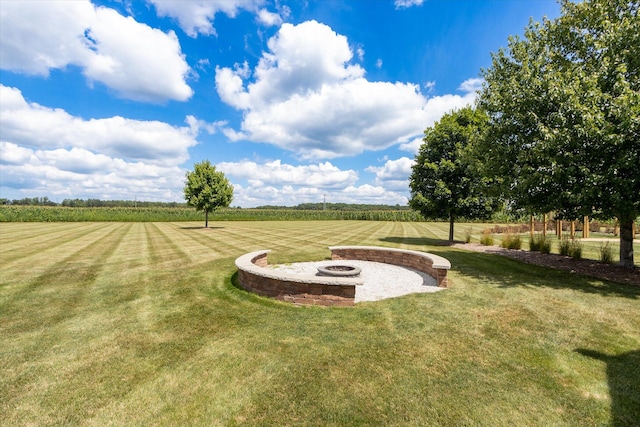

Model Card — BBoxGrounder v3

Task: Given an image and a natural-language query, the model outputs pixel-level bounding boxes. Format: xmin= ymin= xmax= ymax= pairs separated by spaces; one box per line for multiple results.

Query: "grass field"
xmin=1 ymin=221 xmax=639 ymax=425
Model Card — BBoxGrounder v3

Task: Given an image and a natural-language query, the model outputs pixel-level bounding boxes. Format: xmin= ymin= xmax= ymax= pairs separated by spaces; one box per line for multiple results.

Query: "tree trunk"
xmin=619 ymin=214 xmax=635 ymax=269
xmin=449 ymin=214 xmax=455 ymax=243
xmin=205 ymin=210 xmax=209 ymax=228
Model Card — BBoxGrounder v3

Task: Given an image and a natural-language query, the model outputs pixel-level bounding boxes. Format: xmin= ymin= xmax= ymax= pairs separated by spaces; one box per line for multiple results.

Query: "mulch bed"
xmin=452 ymin=243 xmax=639 ymax=286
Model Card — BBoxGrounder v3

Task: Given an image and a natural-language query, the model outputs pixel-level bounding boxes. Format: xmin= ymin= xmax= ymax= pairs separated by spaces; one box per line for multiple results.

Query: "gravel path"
xmin=269 ymin=260 xmax=443 ymax=303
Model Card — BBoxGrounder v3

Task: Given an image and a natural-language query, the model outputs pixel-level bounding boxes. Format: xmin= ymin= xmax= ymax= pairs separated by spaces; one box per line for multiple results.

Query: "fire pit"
xmin=317 ymin=264 xmax=362 ymax=277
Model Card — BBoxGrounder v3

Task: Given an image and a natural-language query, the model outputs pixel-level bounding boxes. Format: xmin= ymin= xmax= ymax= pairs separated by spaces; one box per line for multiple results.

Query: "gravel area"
xmin=269 ymin=260 xmax=443 ymax=303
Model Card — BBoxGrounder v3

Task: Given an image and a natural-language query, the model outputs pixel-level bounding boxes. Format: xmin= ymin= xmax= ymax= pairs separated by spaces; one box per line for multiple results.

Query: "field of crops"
xmin=1 ymin=220 xmax=638 ymax=425
xmin=0 ymin=205 xmax=424 ymax=222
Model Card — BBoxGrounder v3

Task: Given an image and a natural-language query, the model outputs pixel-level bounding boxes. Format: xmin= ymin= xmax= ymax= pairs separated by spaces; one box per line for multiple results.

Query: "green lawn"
xmin=1 ymin=221 xmax=638 ymax=426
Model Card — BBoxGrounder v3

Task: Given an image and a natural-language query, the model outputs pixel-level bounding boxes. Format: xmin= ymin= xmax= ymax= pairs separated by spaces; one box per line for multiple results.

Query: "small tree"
xmin=409 ymin=107 xmax=498 ymax=242
xmin=184 ymin=160 xmax=233 ymax=228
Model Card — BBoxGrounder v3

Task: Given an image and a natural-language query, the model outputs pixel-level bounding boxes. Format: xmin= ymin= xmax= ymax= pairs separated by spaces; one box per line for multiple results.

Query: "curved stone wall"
xmin=329 ymin=246 xmax=451 ymax=288
xmin=235 ymin=246 xmax=451 ymax=307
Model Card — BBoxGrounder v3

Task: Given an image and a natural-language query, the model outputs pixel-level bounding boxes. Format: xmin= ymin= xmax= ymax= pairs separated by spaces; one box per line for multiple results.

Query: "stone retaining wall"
xmin=330 ymin=246 xmax=450 ymax=288
xmin=235 ymin=250 xmax=360 ymax=306
xmin=234 ymin=246 xmax=451 ymax=307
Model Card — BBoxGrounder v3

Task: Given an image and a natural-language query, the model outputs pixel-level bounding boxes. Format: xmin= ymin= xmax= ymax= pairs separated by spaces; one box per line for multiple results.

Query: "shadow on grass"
xmin=180 ymin=226 xmax=225 ymax=230
xmin=378 ymin=235 xmax=638 ymax=299
xmin=576 ymin=349 xmax=640 ymax=426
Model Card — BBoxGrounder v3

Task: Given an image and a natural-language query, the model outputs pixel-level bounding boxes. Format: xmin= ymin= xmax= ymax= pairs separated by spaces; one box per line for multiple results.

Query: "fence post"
xmin=583 ymin=216 xmax=590 ymax=238
xmin=543 ymin=213 xmax=548 ymax=237
xmin=557 ymin=219 xmax=563 ymax=239
xmin=570 ymin=221 xmax=575 ymax=240
xmin=530 ymin=215 xmax=535 ymax=237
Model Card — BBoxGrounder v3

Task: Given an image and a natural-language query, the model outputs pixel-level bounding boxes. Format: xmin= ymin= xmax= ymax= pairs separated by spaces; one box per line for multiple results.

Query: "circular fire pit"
xmin=317 ymin=264 xmax=362 ymax=277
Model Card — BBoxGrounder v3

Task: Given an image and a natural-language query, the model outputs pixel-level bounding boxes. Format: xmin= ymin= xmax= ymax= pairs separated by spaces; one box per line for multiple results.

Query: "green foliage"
xmin=184 ymin=160 xmax=233 ymax=227
xmin=410 ymin=106 xmax=499 ymax=241
xmin=0 ymin=205 xmax=424 ymax=223
xmin=479 ymin=0 xmax=639 ymax=267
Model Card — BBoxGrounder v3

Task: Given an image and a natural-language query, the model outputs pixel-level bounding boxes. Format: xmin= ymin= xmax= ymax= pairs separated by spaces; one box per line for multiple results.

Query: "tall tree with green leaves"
xmin=478 ymin=0 xmax=639 ymax=268
xmin=184 ymin=160 xmax=233 ymax=228
xmin=409 ymin=106 xmax=497 ymax=242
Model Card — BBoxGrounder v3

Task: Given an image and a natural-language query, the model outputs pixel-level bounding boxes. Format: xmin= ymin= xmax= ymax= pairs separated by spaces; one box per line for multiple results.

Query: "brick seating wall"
xmin=235 ymin=247 xmax=451 ymax=307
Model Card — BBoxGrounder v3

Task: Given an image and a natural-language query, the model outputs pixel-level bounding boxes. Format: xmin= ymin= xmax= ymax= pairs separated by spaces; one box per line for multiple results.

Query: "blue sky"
xmin=0 ymin=0 xmax=560 ymax=207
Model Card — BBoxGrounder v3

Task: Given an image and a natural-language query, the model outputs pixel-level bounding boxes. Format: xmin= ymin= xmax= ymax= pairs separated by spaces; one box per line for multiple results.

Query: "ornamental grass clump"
xmin=599 ymin=242 xmax=614 ymax=264
xmin=539 ymin=237 xmax=552 ymax=254
xmin=559 ymin=238 xmax=572 ymax=256
xmin=560 ymin=238 xmax=583 ymax=260
xmin=480 ymin=229 xmax=494 ymax=246
xmin=501 ymin=233 xmax=522 ymax=250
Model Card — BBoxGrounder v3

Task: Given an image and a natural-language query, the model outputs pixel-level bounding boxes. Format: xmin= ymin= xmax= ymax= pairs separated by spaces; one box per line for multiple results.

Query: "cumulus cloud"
xmin=215 ymin=158 xmax=409 ymax=207
xmin=216 ymin=20 xmax=478 ymax=160
xmin=217 ymin=159 xmax=358 ymax=189
xmin=366 ymin=157 xmax=415 ymax=191
xmin=458 ymin=77 xmax=484 ymax=93
xmin=0 ymin=85 xmax=198 ymax=165
xmin=0 ymin=1 xmax=192 ymax=102
xmin=0 ymin=85 xmax=216 ymax=201
xmin=229 ymin=181 xmax=408 ymax=208
xmin=0 ymin=142 xmax=187 ymax=201
xmin=147 ymin=0 xmax=284 ymax=36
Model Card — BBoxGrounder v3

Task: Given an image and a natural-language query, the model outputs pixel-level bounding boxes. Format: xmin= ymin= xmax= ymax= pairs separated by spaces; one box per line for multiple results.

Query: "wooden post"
xmin=614 ymin=218 xmax=619 ymax=237
xmin=543 ymin=213 xmax=548 ymax=237
xmin=570 ymin=221 xmax=575 ymax=240
xmin=583 ymin=216 xmax=589 ymax=238
xmin=557 ymin=219 xmax=563 ymax=239
xmin=530 ymin=215 xmax=535 ymax=237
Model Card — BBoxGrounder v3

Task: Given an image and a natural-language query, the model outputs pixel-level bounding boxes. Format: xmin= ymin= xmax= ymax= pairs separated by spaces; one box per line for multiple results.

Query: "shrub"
xmin=599 ymin=242 xmax=614 ymax=264
xmin=480 ymin=230 xmax=494 ymax=246
xmin=560 ymin=238 xmax=583 ymax=260
xmin=529 ymin=234 xmax=541 ymax=251
xmin=559 ymin=238 xmax=572 ymax=256
xmin=465 ymin=227 xmax=473 ymax=243
xmin=570 ymin=240 xmax=583 ymax=260
xmin=501 ymin=233 xmax=522 ymax=250
xmin=539 ymin=237 xmax=552 ymax=254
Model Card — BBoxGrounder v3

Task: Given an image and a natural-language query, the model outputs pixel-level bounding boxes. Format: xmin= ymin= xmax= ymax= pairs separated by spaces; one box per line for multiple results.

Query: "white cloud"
xmin=257 ymin=8 xmax=283 ymax=26
xmin=395 ymin=0 xmax=425 ymax=9
xmin=1 ymin=143 xmax=187 ymax=202
xmin=366 ymin=157 xmax=414 ymax=191
xmin=376 ymin=58 xmax=383 ymax=69
xmin=458 ymin=77 xmax=484 ymax=93
xmin=0 ymin=85 xmax=215 ymax=201
xmin=216 ymin=20 xmax=479 ymax=160
xmin=0 ymin=1 xmax=192 ymax=102
xmin=218 ymin=159 xmax=358 ymax=189
xmin=399 ymin=137 xmax=424 ymax=155
xmin=0 ymin=86 xmax=198 ymax=165
xmin=215 ymin=158 xmax=410 ymax=207
xmin=229 ymin=182 xmax=408 ymax=208
xmin=148 ymin=0 xmax=275 ymax=37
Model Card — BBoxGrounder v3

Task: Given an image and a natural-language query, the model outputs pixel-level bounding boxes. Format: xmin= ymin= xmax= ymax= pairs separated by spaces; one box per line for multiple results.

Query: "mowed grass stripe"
xmin=0 ymin=223 xmax=125 ymax=285
xmin=0 ymin=222 xmax=112 ymax=264
xmin=2 ymin=223 xmax=132 ymax=332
